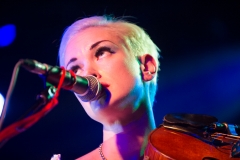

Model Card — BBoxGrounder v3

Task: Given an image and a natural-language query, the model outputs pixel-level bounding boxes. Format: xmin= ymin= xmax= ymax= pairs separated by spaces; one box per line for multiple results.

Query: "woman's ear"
xmin=139 ymin=54 xmax=157 ymax=81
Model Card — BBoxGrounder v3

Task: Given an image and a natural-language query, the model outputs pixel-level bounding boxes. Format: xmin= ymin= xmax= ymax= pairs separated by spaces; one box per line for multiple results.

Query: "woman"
xmin=58 ymin=15 xmax=160 ymax=160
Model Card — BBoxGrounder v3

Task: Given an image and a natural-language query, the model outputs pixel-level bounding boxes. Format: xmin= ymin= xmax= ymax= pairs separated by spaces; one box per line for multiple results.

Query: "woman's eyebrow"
xmin=90 ymin=40 xmax=111 ymax=50
xmin=66 ymin=57 xmax=77 ymax=69
xmin=66 ymin=40 xmax=112 ymax=68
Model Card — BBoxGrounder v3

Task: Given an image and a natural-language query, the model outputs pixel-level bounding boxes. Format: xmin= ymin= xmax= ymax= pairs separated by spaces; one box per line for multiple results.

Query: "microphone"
xmin=20 ymin=59 xmax=102 ymax=102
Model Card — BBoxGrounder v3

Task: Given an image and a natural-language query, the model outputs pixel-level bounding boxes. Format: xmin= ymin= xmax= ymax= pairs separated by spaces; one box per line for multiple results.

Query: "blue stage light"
xmin=0 ymin=24 xmax=16 ymax=47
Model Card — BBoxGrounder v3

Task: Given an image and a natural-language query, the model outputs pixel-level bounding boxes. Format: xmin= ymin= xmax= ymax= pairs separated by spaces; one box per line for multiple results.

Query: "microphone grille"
xmin=77 ymin=76 xmax=102 ymax=102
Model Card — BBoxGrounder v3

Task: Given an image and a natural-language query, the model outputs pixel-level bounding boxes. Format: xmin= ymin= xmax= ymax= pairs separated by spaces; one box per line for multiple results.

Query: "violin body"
xmin=144 ymin=126 xmax=240 ymax=160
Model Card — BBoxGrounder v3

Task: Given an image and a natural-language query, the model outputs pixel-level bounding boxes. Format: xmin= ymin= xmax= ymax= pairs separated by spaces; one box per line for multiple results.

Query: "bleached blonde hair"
xmin=59 ymin=15 xmax=160 ymax=105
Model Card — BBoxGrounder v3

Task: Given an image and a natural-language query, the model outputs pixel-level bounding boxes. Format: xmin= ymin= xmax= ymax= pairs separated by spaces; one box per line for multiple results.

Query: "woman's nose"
xmin=81 ymin=64 xmax=100 ymax=78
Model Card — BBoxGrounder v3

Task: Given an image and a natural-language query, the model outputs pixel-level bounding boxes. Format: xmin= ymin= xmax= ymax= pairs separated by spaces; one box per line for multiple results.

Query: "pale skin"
xmin=63 ymin=26 xmax=157 ymax=160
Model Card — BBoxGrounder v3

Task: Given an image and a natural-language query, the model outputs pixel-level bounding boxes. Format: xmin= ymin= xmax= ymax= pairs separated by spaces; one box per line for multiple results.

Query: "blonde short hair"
xmin=59 ymin=15 xmax=160 ymax=105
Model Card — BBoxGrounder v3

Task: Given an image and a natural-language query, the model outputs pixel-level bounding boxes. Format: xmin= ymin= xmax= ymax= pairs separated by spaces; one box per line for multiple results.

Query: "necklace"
xmin=99 ymin=143 xmax=150 ymax=160
xmin=99 ymin=143 xmax=107 ymax=160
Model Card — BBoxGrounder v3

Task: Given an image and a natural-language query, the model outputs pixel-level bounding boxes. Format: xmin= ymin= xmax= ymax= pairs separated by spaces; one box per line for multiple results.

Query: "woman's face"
xmin=63 ymin=27 xmax=146 ymax=125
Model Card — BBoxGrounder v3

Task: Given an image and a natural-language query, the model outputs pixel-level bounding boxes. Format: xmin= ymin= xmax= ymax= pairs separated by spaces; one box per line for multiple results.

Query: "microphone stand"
xmin=19 ymin=85 xmax=56 ymax=119
xmin=0 ymin=85 xmax=57 ymax=148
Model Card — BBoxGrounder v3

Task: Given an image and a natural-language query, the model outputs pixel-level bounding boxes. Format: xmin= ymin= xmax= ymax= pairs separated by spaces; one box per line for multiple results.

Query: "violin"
xmin=144 ymin=114 xmax=240 ymax=160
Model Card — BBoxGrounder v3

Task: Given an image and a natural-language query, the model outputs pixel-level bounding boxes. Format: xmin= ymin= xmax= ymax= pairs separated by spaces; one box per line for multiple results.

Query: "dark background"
xmin=0 ymin=1 xmax=240 ymax=159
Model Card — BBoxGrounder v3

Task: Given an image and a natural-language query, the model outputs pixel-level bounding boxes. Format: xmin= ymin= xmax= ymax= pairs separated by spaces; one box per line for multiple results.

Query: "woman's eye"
xmin=95 ymin=47 xmax=115 ymax=59
xmin=70 ymin=65 xmax=80 ymax=74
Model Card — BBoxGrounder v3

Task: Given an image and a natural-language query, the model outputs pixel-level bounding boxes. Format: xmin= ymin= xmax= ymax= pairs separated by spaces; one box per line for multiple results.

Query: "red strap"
xmin=0 ymin=66 xmax=66 ymax=143
xmin=63 ymin=68 xmax=77 ymax=90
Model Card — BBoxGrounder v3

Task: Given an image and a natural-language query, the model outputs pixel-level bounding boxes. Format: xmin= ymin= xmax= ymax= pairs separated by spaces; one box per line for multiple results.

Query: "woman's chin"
xmin=90 ymin=88 xmax=111 ymax=112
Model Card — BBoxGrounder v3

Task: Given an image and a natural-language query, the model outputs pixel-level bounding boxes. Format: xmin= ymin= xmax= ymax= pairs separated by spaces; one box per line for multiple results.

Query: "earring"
xmin=152 ymin=66 xmax=156 ymax=73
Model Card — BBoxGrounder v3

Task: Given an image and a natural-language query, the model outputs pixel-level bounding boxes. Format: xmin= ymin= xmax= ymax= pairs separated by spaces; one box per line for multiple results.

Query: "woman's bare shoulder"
xmin=75 ymin=148 xmax=100 ymax=160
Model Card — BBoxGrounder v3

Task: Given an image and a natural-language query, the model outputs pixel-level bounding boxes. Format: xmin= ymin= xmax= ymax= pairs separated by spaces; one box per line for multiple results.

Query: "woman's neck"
xmin=101 ymin=110 xmax=156 ymax=160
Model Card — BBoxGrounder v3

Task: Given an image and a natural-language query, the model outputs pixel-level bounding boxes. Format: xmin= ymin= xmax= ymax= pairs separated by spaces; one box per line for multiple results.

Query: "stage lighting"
xmin=0 ymin=93 xmax=4 ymax=117
xmin=0 ymin=24 xmax=16 ymax=47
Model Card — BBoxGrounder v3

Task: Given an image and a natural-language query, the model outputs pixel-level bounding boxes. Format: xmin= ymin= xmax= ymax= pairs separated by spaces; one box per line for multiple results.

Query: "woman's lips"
xmin=101 ymin=83 xmax=109 ymax=88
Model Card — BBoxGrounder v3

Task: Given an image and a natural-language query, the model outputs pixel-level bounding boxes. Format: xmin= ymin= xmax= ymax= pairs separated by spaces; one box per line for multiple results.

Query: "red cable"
xmin=63 ymin=69 xmax=77 ymax=90
xmin=0 ymin=67 xmax=67 ymax=143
